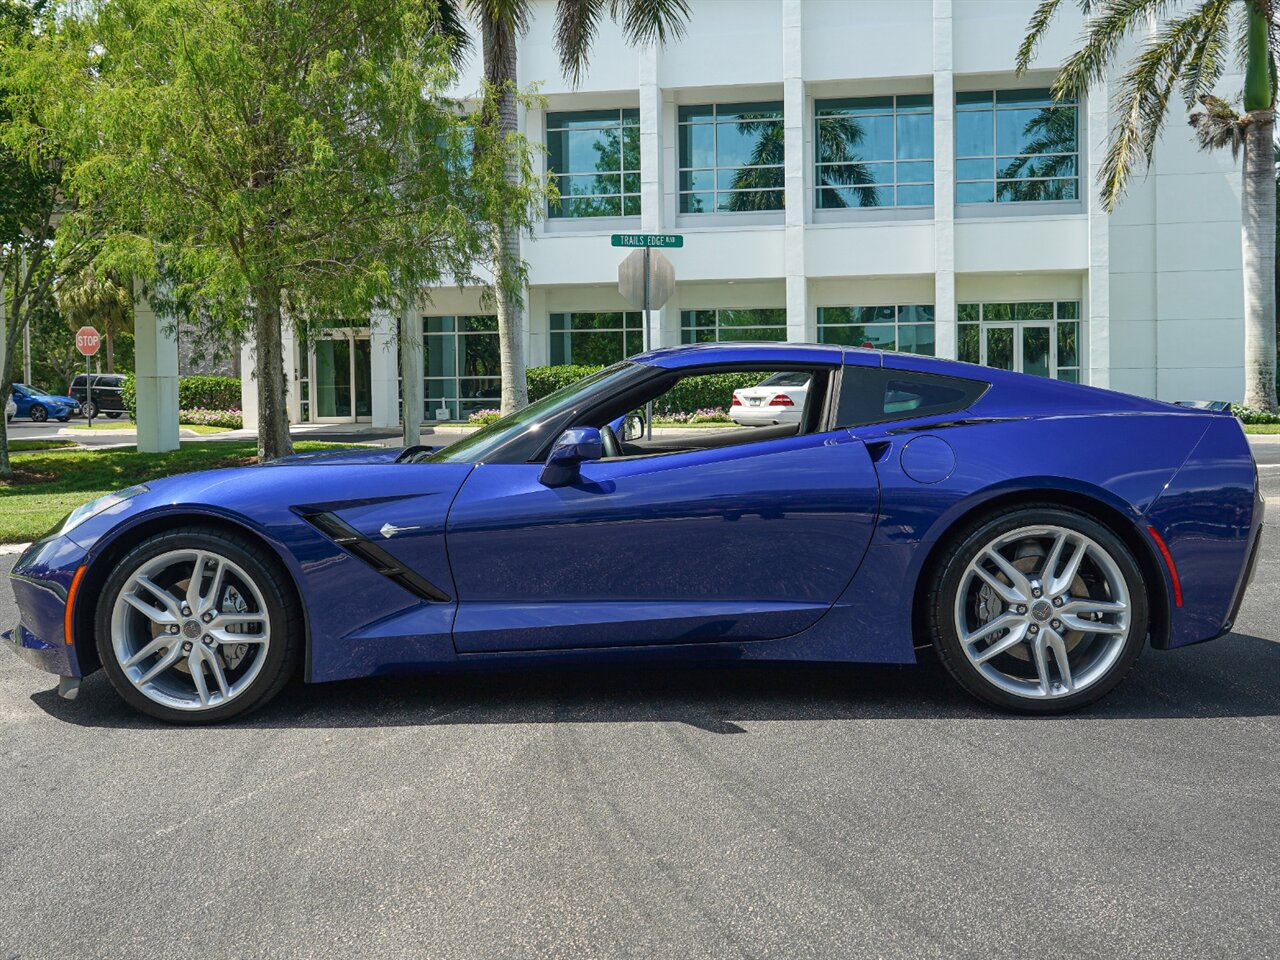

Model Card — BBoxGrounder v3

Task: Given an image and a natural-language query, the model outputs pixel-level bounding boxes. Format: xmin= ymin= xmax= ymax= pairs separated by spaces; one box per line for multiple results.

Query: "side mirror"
xmin=540 ymin=426 xmax=603 ymax=487
xmin=621 ymin=413 xmax=645 ymax=442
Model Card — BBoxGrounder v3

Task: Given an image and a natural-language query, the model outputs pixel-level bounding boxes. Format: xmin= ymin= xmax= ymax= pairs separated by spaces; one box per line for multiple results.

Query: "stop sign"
xmin=75 ymin=326 xmax=101 ymax=357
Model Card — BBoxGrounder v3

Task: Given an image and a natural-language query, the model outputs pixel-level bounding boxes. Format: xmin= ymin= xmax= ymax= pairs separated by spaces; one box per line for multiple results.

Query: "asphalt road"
xmin=2 ymin=444 xmax=1279 ymax=960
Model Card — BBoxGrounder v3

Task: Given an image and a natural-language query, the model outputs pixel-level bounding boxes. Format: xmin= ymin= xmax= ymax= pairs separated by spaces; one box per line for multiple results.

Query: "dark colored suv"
xmin=68 ymin=373 xmax=127 ymax=419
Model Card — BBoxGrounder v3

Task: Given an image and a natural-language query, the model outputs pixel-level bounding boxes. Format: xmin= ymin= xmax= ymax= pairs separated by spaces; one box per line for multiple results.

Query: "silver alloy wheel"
xmin=953 ymin=524 xmax=1131 ymax=700
xmin=110 ymin=549 xmax=272 ymax=712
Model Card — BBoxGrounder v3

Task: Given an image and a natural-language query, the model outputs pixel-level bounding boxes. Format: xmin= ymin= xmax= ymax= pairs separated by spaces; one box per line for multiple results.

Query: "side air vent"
xmin=301 ymin=511 xmax=452 ymax=603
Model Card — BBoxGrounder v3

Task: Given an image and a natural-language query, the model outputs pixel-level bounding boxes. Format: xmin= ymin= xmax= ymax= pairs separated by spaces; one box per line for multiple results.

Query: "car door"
xmin=445 ymin=428 xmax=881 ymax=653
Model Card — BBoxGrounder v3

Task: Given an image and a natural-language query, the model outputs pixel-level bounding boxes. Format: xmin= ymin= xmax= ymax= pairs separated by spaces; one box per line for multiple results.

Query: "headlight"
xmin=56 ymin=484 xmax=148 ymax=536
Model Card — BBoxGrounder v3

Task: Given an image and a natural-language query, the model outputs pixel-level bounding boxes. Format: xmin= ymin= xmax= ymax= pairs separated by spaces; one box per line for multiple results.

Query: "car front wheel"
xmin=929 ymin=506 xmax=1148 ymax=713
xmin=29 ymin=405 xmax=47 ymax=422
xmin=81 ymin=400 xmax=97 ymax=419
xmin=95 ymin=527 xmax=302 ymax=723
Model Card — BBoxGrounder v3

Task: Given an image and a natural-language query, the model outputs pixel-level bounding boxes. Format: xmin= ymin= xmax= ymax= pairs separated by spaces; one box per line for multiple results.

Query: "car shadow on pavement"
xmin=28 ymin=632 xmax=1280 ymax=731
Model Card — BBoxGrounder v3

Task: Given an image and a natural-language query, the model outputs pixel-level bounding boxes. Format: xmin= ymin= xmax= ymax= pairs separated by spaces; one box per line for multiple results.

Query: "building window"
xmin=958 ymin=301 xmax=1082 ymax=382
xmin=550 ymin=312 xmax=643 ymax=365
xmin=678 ymin=102 xmax=784 ymax=213
xmin=815 ymin=95 xmax=933 ymax=209
xmin=680 ymin=308 xmax=787 ymax=343
xmin=817 ymin=305 xmax=935 ymax=355
xmin=955 ymin=90 xmax=1078 ymax=203
xmin=547 ymin=109 xmax=640 ymax=218
xmin=423 ymin=315 xmax=501 ymax=419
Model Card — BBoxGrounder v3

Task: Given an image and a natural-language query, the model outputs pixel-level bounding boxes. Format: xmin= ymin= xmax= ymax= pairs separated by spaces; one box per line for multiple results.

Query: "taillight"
xmin=731 ymin=395 xmax=742 ymax=406
xmin=768 ymin=394 xmax=794 ymax=406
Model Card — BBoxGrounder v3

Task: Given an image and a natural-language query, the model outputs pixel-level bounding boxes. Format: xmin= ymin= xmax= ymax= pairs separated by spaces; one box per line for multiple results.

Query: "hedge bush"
xmin=526 ymin=364 xmax=603 ymax=402
xmin=523 ymin=365 xmax=766 ymax=415
xmin=179 ymin=408 xmax=243 ymax=429
xmin=122 ymin=374 xmax=241 ymax=419
xmin=1233 ymin=404 xmax=1280 ymax=424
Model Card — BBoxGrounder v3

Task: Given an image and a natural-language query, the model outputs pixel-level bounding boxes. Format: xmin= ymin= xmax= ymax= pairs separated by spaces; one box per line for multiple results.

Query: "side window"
xmin=836 ymin=367 xmax=987 ymax=428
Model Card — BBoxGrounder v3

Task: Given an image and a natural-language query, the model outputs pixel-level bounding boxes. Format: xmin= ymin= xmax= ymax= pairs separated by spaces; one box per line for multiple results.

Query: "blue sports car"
xmin=4 ymin=343 xmax=1264 ymax=722
xmin=11 ymin=383 xmax=79 ymax=422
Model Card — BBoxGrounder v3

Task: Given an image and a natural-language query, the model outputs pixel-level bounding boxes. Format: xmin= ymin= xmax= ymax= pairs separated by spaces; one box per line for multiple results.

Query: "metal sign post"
xmin=75 ymin=325 xmax=101 ymax=427
xmin=616 ymin=234 xmax=680 ymax=441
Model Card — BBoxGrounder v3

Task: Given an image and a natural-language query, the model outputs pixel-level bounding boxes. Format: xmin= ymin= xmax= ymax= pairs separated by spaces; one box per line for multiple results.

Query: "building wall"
xmin=258 ymin=0 xmax=1247 ymax=423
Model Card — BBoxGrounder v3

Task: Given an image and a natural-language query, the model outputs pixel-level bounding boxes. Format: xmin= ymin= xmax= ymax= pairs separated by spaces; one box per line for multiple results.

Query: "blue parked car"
xmin=11 ymin=383 xmax=79 ymax=423
xmin=3 ymin=343 xmax=1264 ymax=723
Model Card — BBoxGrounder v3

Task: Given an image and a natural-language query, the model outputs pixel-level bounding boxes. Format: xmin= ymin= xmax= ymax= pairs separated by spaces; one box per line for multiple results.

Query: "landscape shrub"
xmin=121 ymin=374 xmax=241 ymax=420
xmin=1233 ymin=404 xmax=1280 ymax=424
xmin=179 ymin=408 xmax=243 ymax=429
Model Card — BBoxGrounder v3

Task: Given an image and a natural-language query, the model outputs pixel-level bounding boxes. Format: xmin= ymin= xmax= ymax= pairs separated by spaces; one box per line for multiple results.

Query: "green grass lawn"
xmin=65 ymin=420 xmax=137 ymax=430
xmin=1 ymin=440 xmax=356 ymax=544
xmin=9 ymin=439 xmax=77 ymax=452
xmin=1243 ymin=423 xmax=1280 ymax=434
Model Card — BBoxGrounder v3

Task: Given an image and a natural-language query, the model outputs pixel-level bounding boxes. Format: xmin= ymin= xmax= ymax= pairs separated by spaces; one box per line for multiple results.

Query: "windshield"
xmin=13 ymin=385 xmax=34 ymax=397
xmin=428 ymin=363 xmax=632 ymax=464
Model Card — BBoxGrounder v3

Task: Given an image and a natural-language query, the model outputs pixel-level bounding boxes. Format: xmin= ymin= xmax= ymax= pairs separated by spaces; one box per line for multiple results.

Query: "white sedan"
xmin=730 ymin=371 xmax=811 ymax=426
xmin=5 ymin=394 xmax=15 ymax=422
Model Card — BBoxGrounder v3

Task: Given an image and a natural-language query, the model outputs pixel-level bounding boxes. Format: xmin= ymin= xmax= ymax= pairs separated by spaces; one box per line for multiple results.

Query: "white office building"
xmin=242 ymin=0 xmax=1248 ymax=427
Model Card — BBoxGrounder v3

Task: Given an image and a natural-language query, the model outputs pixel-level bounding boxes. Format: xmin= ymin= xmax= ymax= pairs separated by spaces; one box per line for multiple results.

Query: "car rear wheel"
xmin=106 ymin=411 xmax=122 ymax=419
xmin=96 ymin=527 xmax=301 ymax=723
xmin=30 ymin=404 xmax=47 ymax=422
xmin=929 ymin=506 xmax=1148 ymax=713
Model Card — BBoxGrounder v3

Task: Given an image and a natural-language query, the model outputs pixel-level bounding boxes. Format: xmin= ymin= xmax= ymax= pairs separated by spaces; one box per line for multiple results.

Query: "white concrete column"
xmin=239 ymin=343 xmax=258 ymax=424
xmin=527 ymin=287 xmax=549 ymax=366
xmin=399 ymin=309 xmax=424 ymax=444
xmin=132 ymin=281 xmax=180 ymax=452
xmin=369 ymin=308 xmax=399 ymax=428
xmin=282 ymin=328 xmax=302 ymax=424
xmin=932 ymin=0 xmax=957 ymax=359
xmin=1086 ymin=78 xmax=1111 ymax=388
xmin=639 ymin=42 xmax=672 ymax=349
xmin=782 ymin=0 xmax=807 ymax=343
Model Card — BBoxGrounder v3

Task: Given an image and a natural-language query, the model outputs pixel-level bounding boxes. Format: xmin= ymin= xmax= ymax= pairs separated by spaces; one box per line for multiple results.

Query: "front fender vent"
xmin=301 ymin=511 xmax=451 ymax=603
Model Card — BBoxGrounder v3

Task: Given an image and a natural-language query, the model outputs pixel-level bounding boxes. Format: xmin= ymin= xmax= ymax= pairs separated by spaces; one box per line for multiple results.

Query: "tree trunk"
xmin=1242 ymin=111 xmax=1278 ymax=412
xmin=400 ymin=312 xmax=422 ymax=447
xmin=481 ymin=15 xmax=529 ymax=416
xmin=104 ymin=325 xmax=115 ymax=373
xmin=253 ymin=282 xmax=294 ymax=460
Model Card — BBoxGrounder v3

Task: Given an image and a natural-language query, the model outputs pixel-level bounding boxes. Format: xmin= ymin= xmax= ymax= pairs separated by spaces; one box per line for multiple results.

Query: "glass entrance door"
xmin=980 ymin=323 xmax=1058 ymax=378
xmin=311 ymin=333 xmax=372 ymax=422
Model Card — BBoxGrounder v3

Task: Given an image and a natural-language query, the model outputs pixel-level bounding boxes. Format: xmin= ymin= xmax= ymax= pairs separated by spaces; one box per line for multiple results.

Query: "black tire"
xmin=928 ymin=504 xmax=1148 ymax=714
xmin=57 ymin=415 xmax=70 ymax=422
xmin=95 ymin=526 xmax=303 ymax=724
xmin=81 ymin=400 xmax=97 ymax=419
xmin=30 ymin=404 xmax=47 ymax=423
xmin=106 ymin=411 xmax=122 ymax=419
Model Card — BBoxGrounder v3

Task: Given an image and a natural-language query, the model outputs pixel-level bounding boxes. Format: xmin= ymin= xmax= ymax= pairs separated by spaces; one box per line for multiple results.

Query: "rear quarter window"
xmin=836 ymin=367 xmax=988 ymax=428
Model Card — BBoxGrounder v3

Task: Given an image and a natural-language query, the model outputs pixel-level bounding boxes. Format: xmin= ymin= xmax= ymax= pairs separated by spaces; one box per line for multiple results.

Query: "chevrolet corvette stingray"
xmin=4 ymin=343 xmax=1263 ymax=722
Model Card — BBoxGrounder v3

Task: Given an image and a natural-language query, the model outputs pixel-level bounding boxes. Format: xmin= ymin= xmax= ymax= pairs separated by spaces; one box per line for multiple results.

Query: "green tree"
xmin=0 ymin=0 xmax=95 ymax=479
xmin=9 ymin=0 xmax=545 ymax=460
xmin=1018 ymin=0 xmax=1278 ymax=412
xmin=429 ymin=0 xmax=692 ymax=414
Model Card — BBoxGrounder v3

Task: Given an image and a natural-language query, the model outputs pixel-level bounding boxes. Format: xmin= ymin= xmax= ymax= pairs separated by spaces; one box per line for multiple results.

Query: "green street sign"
xmin=611 ymin=233 xmax=683 ymax=249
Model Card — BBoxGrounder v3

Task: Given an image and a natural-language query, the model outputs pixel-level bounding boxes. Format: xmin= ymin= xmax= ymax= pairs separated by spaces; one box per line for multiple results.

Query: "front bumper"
xmin=4 ymin=534 xmax=91 ymax=678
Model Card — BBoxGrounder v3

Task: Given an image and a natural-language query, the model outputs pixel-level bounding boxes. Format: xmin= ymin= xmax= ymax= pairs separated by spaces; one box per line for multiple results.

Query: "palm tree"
xmin=1018 ymin=0 xmax=1278 ymax=412
xmin=55 ymin=266 xmax=133 ymax=372
xmin=430 ymin=0 xmax=691 ymax=415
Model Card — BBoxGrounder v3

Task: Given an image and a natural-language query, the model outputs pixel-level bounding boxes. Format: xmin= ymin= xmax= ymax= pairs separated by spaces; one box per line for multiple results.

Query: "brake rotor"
xmin=148 ymin=578 xmax=254 ymax=673
xmin=975 ymin=544 xmax=1090 ymax=662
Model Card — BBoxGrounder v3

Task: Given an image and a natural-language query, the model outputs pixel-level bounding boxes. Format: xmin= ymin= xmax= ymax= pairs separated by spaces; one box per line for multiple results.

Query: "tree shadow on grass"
xmin=29 ymin=631 xmax=1280 ymax=732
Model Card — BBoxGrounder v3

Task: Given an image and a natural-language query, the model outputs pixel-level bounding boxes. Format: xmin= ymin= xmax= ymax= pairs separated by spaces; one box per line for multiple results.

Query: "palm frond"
xmin=1097 ymin=0 xmax=1234 ymax=210
xmin=426 ymin=0 xmax=473 ymax=69
xmin=1016 ymin=0 xmax=1086 ymax=74
xmin=1189 ymin=93 xmax=1247 ymax=157
xmin=1178 ymin=0 xmax=1233 ymax=104
xmin=1052 ymin=0 xmax=1182 ymax=100
xmin=611 ymin=0 xmax=691 ymax=46
xmin=555 ymin=0 xmax=606 ymax=85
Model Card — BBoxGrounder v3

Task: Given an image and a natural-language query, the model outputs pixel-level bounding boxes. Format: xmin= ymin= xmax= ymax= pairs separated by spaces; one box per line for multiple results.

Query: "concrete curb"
xmin=0 ymin=543 xmax=32 ymax=556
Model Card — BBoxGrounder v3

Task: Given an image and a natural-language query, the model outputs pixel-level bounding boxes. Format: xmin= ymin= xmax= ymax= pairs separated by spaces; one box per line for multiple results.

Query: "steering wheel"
xmin=600 ymin=423 xmax=622 ymax=459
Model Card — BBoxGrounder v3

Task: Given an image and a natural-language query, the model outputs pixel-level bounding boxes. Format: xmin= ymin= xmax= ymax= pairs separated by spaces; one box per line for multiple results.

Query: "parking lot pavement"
xmin=0 ymin=460 xmax=1277 ymax=960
